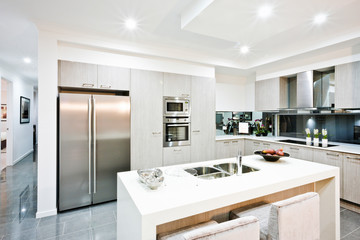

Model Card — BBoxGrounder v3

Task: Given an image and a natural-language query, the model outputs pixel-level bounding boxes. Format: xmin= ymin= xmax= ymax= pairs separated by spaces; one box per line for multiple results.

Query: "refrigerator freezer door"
xmin=59 ymin=93 xmax=92 ymax=211
xmin=92 ymin=95 xmax=130 ymax=204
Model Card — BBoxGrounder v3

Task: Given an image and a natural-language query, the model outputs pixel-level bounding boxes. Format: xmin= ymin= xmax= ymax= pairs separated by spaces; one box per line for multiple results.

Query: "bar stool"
xmin=230 ymin=192 xmax=320 ymax=240
xmin=158 ymin=216 xmax=259 ymax=240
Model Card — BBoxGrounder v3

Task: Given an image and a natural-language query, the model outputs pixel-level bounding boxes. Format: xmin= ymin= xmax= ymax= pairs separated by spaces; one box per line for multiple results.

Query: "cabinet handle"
xmin=100 ymin=84 xmax=112 ymax=89
xmin=82 ymin=83 xmax=94 ymax=87
xmin=152 ymin=132 xmax=161 ymax=135
xmin=326 ymin=153 xmax=340 ymax=157
xmin=346 ymin=156 xmax=360 ymax=161
xmin=254 ymin=142 xmax=260 ymax=145
xmin=263 ymin=143 xmax=270 ymax=146
xmin=290 ymin=147 xmax=299 ymax=150
xmin=232 ymin=141 xmax=238 ymax=143
xmin=192 ymin=130 xmax=200 ymax=133
xmin=224 ymin=141 xmax=230 ymax=144
xmin=181 ymin=94 xmax=190 ymax=97
xmin=174 ymin=149 xmax=182 ymax=152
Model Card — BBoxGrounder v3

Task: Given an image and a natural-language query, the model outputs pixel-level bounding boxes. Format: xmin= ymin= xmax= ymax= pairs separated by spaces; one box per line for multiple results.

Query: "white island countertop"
xmin=117 ymin=155 xmax=340 ymax=240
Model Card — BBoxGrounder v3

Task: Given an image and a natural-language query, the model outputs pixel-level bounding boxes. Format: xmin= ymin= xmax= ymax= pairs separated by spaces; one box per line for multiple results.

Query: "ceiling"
xmin=1 ymin=0 xmax=360 ymax=84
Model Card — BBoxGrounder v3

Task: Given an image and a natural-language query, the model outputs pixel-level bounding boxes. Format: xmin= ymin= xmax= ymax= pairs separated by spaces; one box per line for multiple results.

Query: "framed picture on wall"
xmin=1 ymin=104 xmax=7 ymax=121
xmin=20 ymin=96 xmax=30 ymax=124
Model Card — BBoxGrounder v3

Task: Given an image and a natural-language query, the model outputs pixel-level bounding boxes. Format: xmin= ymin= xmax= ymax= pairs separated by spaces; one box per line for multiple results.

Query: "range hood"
xmin=279 ymin=69 xmax=335 ymax=111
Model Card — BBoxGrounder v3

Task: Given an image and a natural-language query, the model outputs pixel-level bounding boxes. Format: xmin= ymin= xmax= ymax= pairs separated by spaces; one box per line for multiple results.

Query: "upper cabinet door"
xmin=335 ymin=62 xmax=360 ymax=109
xmin=255 ymin=77 xmax=287 ymax=111
xmin=97 ymin=65 xmax=130 ymax=91
xmin=163 ymin=73 xmax=191 ymax=97
xmin=58 ymin=60 xmax=97 ymax=89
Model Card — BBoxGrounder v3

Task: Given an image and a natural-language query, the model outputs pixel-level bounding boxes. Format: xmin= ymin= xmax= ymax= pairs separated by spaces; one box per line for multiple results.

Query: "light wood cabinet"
xmin=244 ymin=140 xmax=262 ymax=156
xmin=163 ymin=73 xmax=191 ymax=97
xmin=282 ymin=145 xmax=313 ymax=161
xmin=191 ymin=76 xmax=215 ymax=163
xmin=58 ymin=60 xmax=97 ymax=88
xmin=163 ymin=146 xmax=191 ymax=166
xmin=216 ymin=141 xmax=231 ymax=159
xmin=255 ymin=77 xmax=288 ymax=111
xmin=343 ymin=154 xmax=360 ymax=204
xmin=313 ymin=150 xmax=343 ymax=198
xmin=130 ymin=69 xmax=163 ymax=170
xmin=335 ymin=61 xmax=360 ymax=108
xmin=97 ymin=65 xmax=130 ymax=90
xmin=58 ymin=60 xmax=131 ymax=90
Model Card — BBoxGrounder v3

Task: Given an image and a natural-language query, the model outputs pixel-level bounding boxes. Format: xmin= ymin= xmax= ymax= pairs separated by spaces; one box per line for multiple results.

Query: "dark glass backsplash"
xmin=279 ymin=114 xmax=360 ymax=144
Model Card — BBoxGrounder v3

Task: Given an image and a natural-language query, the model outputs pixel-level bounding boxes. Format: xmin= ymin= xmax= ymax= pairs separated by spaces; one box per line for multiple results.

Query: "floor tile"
xmin=47 ymin=229 xmax=93 ymax=240
xmin=91 ymin=222 xmax=117 ymax=240
xmin=342 ymin=227 xmax=360 ymax=240
xmin=341 ymin=210 xmax=360 ymax=238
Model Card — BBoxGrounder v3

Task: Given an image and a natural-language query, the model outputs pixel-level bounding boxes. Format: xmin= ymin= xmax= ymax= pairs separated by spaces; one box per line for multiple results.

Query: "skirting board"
xmin=36 ymin=208 xmax=57 ymax=218
xmin=13 ymin=149 xmax=34 ymax=165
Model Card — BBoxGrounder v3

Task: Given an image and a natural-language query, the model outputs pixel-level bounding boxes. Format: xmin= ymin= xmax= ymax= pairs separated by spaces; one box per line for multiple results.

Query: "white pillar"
xmin=36 ymin=30 xmax=58 ymax=218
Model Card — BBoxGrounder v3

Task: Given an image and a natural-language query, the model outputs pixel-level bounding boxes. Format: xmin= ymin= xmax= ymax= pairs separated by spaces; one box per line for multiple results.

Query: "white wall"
xmin=12 ymin=78 xmax=34 ymax=164
xmin=215 ymin=73 xmax=255 ymax=111
xmin=36 ymin=30 xmax=216 ymax=218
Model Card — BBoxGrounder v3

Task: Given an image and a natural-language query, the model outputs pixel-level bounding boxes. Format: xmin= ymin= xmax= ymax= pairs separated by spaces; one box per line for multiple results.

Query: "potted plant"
xmin=254 ymin=119 xmax=261 ymax=136
xmin=313 ymin=129 xmax=320 ymax=147
xmin=322 ymin=129 xmax=328 ymax=147
xmin=260 ymin=125 xmax=268 ymax=136
xmin=305 ymin=128 xmax=311 ymax=145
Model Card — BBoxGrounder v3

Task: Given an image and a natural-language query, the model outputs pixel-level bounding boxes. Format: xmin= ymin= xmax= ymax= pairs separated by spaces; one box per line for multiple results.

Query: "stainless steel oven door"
xmin=163 ymin=123 xmax=190 ymax=147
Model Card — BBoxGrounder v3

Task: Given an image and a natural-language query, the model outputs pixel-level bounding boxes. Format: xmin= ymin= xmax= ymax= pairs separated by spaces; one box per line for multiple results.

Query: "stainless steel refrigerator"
xmin=59 ymin=93 xmax=130 ymax=211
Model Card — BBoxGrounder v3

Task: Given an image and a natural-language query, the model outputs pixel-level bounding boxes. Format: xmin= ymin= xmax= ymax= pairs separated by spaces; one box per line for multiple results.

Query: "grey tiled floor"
xmin=0 ymin=151 xmax=117 ymax=240
xmin=1 ymin=151 xmax=360 ymax=239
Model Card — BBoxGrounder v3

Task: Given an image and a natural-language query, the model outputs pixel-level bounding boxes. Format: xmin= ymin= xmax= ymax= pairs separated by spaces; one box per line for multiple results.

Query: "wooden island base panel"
xmin=117 ymin=156 xmax=340 ymax=240
xmin=156 ymin=183 xmax=314 ymax=235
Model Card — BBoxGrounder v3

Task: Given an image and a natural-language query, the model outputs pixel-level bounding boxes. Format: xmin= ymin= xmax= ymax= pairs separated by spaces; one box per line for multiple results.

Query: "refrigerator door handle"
xmin=88 ymin=97 xmax=92 ymax=195
xmin=93 ymin=97 xmax=97 ymax=194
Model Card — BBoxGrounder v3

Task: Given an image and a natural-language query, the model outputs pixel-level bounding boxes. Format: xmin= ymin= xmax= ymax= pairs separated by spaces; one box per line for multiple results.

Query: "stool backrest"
xmin=268 ymin=192 xmax=320 ymax=240
xmin=183 ymin=216 xmax=259 ymax=240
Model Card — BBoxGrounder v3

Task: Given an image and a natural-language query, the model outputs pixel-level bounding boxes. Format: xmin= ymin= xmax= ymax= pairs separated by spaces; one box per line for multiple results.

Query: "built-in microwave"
xmin=163 ymin=97 xmax=190 ymax=117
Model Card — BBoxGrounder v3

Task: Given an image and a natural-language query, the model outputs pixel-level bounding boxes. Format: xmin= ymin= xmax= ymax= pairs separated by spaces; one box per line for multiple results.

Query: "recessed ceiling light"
xmin=23 ymin=57 xmax=31 ymax=64
xmin=313 ymin=13 xmax=327 ymax=25
xmin=258 ymin=5 xmax=273 ymax=19
xmin=125 ymin=19 xmax=137 ymax=30
xmin=240 ymin=46 xmax=250 ymax=54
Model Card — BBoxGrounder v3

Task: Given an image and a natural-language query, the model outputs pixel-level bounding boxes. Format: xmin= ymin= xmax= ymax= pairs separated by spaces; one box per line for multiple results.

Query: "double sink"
xmin=184 ymin=163 xmax=259 ymax=180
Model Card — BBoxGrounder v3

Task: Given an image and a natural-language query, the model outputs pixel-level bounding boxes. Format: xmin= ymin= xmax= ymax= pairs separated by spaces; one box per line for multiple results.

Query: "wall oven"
xmin=163 ymin=117 xmax=190 ymax=147
xmin=163 ymin=97 xmax=190 ymax=117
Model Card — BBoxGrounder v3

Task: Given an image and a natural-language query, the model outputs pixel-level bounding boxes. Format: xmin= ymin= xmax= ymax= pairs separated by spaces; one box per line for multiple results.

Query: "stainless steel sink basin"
xmin=184 ymin=163 xmax=259 ymax=180
xmin=184 ymin=166 xmax=221 ymax=176
xmin=197 ymin=172 xmax=231 ymax=180
xmin=213 ymin=163 xmax=259 ymax=175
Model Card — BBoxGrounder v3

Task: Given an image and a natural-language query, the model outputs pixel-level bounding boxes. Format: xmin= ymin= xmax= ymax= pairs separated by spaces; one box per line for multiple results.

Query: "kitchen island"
xmin=117 ymin=155 xmax=340 ymax=240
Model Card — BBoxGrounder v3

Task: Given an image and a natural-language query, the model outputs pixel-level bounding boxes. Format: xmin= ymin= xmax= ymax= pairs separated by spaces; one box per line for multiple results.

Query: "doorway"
xmin=1 ymin=78 xmax=13 ymax=172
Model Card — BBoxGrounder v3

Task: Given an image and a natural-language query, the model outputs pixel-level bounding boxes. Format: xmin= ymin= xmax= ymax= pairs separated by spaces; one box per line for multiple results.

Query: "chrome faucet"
xmin=236 ymin=150 xmax=242 ymax=176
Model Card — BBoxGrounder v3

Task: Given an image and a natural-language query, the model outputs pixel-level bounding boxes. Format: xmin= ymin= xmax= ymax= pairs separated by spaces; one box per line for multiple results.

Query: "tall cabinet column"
xmin=130 ymin=69 xmax=163 ymax=169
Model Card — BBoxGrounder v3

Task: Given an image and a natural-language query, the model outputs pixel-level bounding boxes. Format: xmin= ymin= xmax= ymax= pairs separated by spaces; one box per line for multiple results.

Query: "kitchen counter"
xmin=216 ymin=135 xmax=360 ymax=155
xmin=117 ymin=155 xmax=340 ymax=240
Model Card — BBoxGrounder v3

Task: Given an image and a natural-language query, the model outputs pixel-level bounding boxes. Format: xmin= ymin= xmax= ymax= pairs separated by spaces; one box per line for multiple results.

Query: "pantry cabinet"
xmin=130 ymin=69 xmax=163 ymax=169
xmin=190 ymin=76 xmax=215 ymax=162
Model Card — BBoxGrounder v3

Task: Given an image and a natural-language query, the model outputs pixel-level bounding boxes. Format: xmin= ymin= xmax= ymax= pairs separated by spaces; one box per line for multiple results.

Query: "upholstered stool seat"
xmin=158 ymin=216 xmax=259 ymax=240
xmin=230 ymin=192 xmax=320 ymax=240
